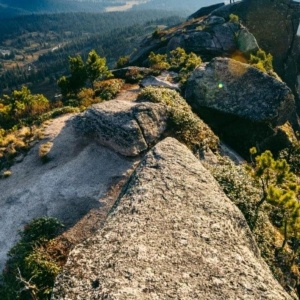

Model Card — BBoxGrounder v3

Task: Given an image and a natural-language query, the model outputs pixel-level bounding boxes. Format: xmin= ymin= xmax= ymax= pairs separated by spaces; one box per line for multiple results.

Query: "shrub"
xmin=77 ymin=88 xmax=102 ymax=109
xmin=0 ymin=87 xmax=50 ymax=130
xmin=229 ymin=13 xmax=239 ymax=23
xmin=38 ymin=142 xmax=53 ymax=163
xmin=206 ymin=156 xmax=259 ymax=225
xmin=116 ymin=56 xmax=129 ymax=68
xmin=124 ymin=67 xmax=147 ymax=83
xmin=248 ymin=49 xmax=273 ymax=74
xmin=1 ymin=169 xmax=12 ymax=178
xmin=148 ymin=48 xmax=202 ymax=83
xmin=0 ymin=217 xmax=64 ymax=300
xmin=148 ymin=52 xmax=170 ymax=71
xmin=137 ymin=87 xmax=219 ymax=151
xmin=205 ymin=155 xmax=300 ymax=294
xmin=94 ymin=78 xmax=124 ymax=100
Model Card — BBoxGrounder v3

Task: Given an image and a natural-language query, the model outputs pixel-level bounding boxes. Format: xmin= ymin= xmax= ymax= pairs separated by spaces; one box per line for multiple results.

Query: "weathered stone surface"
xmin=0 ymin=115 xmax=139 ymax=271
xmin=185 ymin=57 xmax=295 ymax=125
xmin=185 ymin=57 xmax=297 ymax=155
xmin=237 ymin=28 xmax=259 ymax=54
xmin=140 ymin=75 xmax=180 ymax=91
xmin=52 ymin=138 xmax=291 ymax=300
xmin=73 ymin=100 xmax=168 ymax=156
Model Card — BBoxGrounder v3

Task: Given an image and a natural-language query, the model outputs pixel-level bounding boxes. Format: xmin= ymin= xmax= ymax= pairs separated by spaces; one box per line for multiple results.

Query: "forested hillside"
xmin=0 ymin=10 xmax=183 ymax=98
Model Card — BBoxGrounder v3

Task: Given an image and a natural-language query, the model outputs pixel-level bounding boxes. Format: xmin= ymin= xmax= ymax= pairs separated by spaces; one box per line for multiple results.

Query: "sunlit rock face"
xmin=211 ymin=0 xmax=300 ymax=113
xmin=185 ymin=57 xmax=296 ymax=155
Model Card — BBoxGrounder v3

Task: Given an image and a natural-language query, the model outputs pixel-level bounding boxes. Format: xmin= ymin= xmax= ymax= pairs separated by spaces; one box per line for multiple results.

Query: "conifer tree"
xmin=86 ymin=49 xmax=112 ymax=90
xmin=248 ymin=148 xmax=300 ymax=253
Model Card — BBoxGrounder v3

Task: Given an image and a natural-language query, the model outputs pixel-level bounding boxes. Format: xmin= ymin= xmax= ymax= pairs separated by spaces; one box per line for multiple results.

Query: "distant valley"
xmin=0 ymin=0 xmax=222 ymax=17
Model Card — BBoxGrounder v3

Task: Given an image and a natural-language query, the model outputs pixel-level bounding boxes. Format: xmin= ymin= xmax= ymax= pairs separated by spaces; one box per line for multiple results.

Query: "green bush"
xmin=206 ymin=156 xmax=259 ymax=225
xmin=148 ymin=52 xmax=170 ymax=71
xmin=229 ymin=14 xmax=239 ymax=23
xmin=116 ymin=56 xmax=129 ymax=68
xmin=94 ymin=78 xmax=124 ymax=100
xmin=0 ymin=217 xmax=64 ymax=300
xmin=0 ymin=87 xmax=50 ymax=130
xmin=137 ymin=87 xmax=219 ymax=151
xmin=249 ymin=49 xmax=273 ymax=74
xmin=147 ymin=48 xmax=202 ymax=83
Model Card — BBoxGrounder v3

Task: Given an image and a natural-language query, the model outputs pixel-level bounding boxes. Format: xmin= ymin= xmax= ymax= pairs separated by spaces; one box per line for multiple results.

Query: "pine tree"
xmin=86 ymin=49 xmax=112 ymax=90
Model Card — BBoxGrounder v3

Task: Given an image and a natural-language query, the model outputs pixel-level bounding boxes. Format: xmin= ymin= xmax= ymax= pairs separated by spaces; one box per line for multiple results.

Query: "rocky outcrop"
xmin=211 ymin=0 xmax=300 ymax=113
xmin=52 ymin=138 xmax=291 ymax=300
xmin=0 ymin=114 xmax=139 ymax=271
xmin=73 ymin=100 xmax=168 ymax=156
xmin=129 ymin=13 xmax=259 ymax=66
xmin=185 ymin=57 xmax=296 ymax=155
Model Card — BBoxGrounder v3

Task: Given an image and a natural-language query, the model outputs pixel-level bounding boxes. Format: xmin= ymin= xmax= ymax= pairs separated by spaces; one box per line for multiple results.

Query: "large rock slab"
xmin=0 ymin=115 xmax=139 ymax=271
xmin=185 ymin=57 xmax=295 ymax=125
xmin=73 ymin=100 xmax=168 ymax=156
xmin=185 ymin=57 xmax=296 ymax=155
xmin=52 ymin=138 xmax=291 ymax=300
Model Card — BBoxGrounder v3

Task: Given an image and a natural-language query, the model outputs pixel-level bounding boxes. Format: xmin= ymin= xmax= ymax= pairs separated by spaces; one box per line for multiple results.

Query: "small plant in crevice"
xmin=229 ymin=13 xmax=239 ymax=23
xmin=0 ymin=217 xmax=64 ymax=300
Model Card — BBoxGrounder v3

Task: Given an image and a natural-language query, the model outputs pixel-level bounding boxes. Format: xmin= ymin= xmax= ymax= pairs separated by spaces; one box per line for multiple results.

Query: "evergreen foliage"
xmin=247 ymin=148 xmax=300 ymax=236
xmin=58 ymin=50 xmax=111 ymax=98
xmin=86 ymin=50 xmax=112 ymax=89
xmin=0 ymin=217 xmax=64 ymax=300
xmin=147 ymin=47 xmax=202 ymax=82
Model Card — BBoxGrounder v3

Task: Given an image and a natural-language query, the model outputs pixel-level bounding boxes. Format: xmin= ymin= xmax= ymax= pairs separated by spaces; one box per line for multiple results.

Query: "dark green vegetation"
xmin=58 ymin=49 xmax=112 ymax=97
xmin=0 ymin=217 xmax=64 ymax=300
xmin=147 ymin=47 xmax=202 ymax=83
xmin=208 ymin=148 xmax=300 ymax=294
xmin=0 ymin=11 xmax=183 ymax=98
